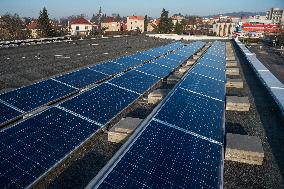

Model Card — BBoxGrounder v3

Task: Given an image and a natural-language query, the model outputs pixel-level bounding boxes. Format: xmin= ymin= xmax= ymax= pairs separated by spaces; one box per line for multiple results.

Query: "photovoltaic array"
xmin=88 ymin=41 xmax=226 ymax=189
xmin=0 ymin=42 xmax=186 ymax=126
xmin=0 ymin=41 xmax=205 ymax=188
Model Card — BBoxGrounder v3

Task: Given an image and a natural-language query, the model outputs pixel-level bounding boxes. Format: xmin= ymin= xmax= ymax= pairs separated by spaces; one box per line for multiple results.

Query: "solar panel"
xmin=0 ymin=79 xmax=77 ymax=112
xmin=108 ymin=70 xmax=161 ymax=94
xmin=54 ymin=68 xmax=108 ymax=88
xmin=153 ymin=57 xmax=180 ymax=69
xmin=191 ymin=64 xmax=226 ymax=82
xmin=87 ymin=41 xmax=224 ymax=189
xmin=0 ymin=107 xmax=100 ymax=189
xmin=96 ymin=120 xmax=222 ymax=189
xmin=89 ymin=61 xmax=130 ymax=76
xmin=197 ymin=58 xmax=226 ymax=70
xmin=135 ymin=63 xmax=173 ymax=79
xmin=154 ymin=88 xmax=224 ymax=143
xmin=180 ymin=73 xmax=225 ymax=101
xmin=59 ymin=83 xmax=139 ymax=125
xmin=166 ymin=53 xmax=187 ymax=63
xmin=114 ymin=56 xmax=142 ymax=68
xmin=202 ymin=54 xmax=226 ymax=63
xmin=0 ymin=102 xmax=22 ymax=125
xmin=132 ymin=52 xmax=154 ymax=62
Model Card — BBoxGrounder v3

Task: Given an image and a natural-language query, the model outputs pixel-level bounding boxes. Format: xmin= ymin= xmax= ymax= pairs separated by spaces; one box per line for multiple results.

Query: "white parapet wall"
xmin=234 ymin=38 xmax=284 ymax=116
xmin=146 ymin=34 xmax=231 ymax=41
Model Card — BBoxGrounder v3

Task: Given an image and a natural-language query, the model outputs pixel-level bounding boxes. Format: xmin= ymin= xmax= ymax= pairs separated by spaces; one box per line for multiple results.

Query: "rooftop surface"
xmin=0 ymin=36 xmax=283 ymax=188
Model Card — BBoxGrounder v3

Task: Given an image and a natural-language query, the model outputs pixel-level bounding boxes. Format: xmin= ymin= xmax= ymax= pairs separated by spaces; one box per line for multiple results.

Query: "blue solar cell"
xmin=132 ymin=52 xmax=154 ymax=61
xmin=191 ymin=64 xmax=226 ymax=82
xmin=135 ymin=63 xmax=173 ymax=78
xmin=55 ymin=68 xmax=108 ymax=88
xmin=153 ymin=57 xmax=180 ymax=69
xmin=0 ymin=107 xmax=100 ymax=189
xmin=114 ymin=56 xmax=142 ymax=67
xmin=166 ymin=53 xmax=187 ymax=63
xmin=0 ymin=102 xmax=22 ymax=125
xmin=202 ymin=54 xmax=226 ymax=63
xmin=108 ymin=70 xmax=161 ymax=94
xmin=180 ymin=73 xmax=225 ymax=101
xmin=59 ymin=83 xmax=139 ymax=125
xmin=155 ymin=88 xmax=224 ymax=143
xmin=197 ymin=58 xmax=226 ymax=70
xmin=97 ymin=120 xmax=222 ymax=189
xmin=141 ymin=49 xmax=161 ymax=57
xmin=89 ymin=61 xmax=129 ymax=76
xmin=0 ymin=79 xmax=76 ymax=112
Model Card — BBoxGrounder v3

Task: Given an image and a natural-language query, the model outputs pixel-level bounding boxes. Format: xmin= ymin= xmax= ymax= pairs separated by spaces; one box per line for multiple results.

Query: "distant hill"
xmin=205 ymin=11 xmax=266 ymax=18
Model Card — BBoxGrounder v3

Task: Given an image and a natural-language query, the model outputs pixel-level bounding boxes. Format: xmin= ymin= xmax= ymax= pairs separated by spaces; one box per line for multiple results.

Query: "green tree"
xmin=157 ymin=8 xmax=173 ymax=34
xmin=37 ymin=7 xmax=55 ymax=37
xmin=174 ymin=21 xmax=183 ymax=35
xmin=144 ymin=15 xmax=148 ymax=32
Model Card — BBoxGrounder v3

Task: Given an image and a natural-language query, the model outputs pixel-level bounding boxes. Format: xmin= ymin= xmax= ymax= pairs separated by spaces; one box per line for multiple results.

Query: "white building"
xmin=248 ymin=15 xmax=272 ymax=24
xmin=213 ymin=22 xmax=236 ymax=37
xmin=70 ymin=18 xmax=93 ymax=36
xmin=266 ymin=8 xmax=284 ymax=24
xmin=127 ymin=16 xmax=144 ymax=32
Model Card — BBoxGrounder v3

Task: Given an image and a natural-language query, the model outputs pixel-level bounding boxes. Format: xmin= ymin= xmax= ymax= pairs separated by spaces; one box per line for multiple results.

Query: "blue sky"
xmin=0 ymin=0 xmax=283 ymax=18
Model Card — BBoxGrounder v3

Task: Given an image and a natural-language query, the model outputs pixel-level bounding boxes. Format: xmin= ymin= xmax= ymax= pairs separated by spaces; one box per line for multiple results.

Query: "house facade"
xmin=101 ymin=17 xmax=121 ymax=32
xmin=27 ymin=21 xmax=40 ymax=38
xmin=127 ymin=16 xmax=144 ymax=32
xmin=70 ymin=18 xmax=93 ymax=36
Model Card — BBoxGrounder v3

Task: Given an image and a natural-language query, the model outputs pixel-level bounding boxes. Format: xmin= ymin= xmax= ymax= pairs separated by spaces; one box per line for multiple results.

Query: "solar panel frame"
xmin=0 ymin=107 xmax=101 ymax=189
xmin=180 ymin=73 xmax=225 ymax=101
xmin=0 ymin=79 xmax=77 ymax=112
xmin=58 ymin=83 xmax=140 ymax=126
xmin=135 ymin=63 xmax=174 ymax=79
xmin=0 ymin=101 xmax=23 ymax=126
xmin=54 ymin=68 xmax=109 ymax=89
xmin=113 ymin=56 xmax=143 ymax=68
xmin=191 ymin=63 xmax=226 ymax=82
xmin=154 ymin=88 xmax=225 ymax=143
xmin=107 ymin=70 xmax=161 ymax=95
xmin=88 ymin=61 xmax=130 ymax=76
xmin=94 ymin=120 xmax=223 ymax=189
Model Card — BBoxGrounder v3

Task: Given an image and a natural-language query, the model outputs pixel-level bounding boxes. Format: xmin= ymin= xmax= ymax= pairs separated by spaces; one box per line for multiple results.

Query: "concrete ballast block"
xmin=226 ymin=96 xmax=250 ymax=111
xmin=226 ymin=67 xmax=240 ymax=76
xmin=226 ymin=78 xmax=244 ymax=89
xmin=226 ymin=61 xmax=238 ymax=67
xmin=108 ymin=117 xmax=142 ymax=143
xmin=186 ymin=60 xmax=195 ymax=66
xmin=225 ymin=133 xmax=264 ymax=165
xmin=148 ymin=89 xmax=170 ymax=104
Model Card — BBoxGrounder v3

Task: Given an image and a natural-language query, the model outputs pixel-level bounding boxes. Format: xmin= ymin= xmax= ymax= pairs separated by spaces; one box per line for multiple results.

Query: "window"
xmin=76 ymin=26 xmax=79 ymax=30
xmin=85 ymin=26 xmax=88 ymax=30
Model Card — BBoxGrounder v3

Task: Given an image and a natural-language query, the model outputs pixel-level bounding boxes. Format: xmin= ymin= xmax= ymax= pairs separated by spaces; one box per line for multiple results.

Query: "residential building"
xmin=70 ymin=17 xmax=92 ymax=36
xmin=248 ymin=15 xmax=272 ymax=24
xmin=172 ymin=15 xmax=184 ymax=25
xmin=266 ymin=8 xmax=284 ymax=24
xmin=127 ymin=16 xmax=144 ymax=32
xmin=101 ymin=17 xmax=121 ymax=32
xmin=147 ymin=19 xmax=160 ymax=32
xmin=27 ymin=21 xmax=40 ymax=38
xmin=213 ymin=22 xmax=236 ymax=37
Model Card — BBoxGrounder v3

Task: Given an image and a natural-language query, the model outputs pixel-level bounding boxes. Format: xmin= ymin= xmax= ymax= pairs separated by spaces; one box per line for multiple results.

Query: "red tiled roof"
xmin=102 ymin=17 xmax=118 ymax=23
xmin=128 ymin=16 xmax=144 ymax=20
xmin=27 ymin=21 xmax=39 ymax=30
xmin=71 ymin=18 xmax=92 ymax=25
